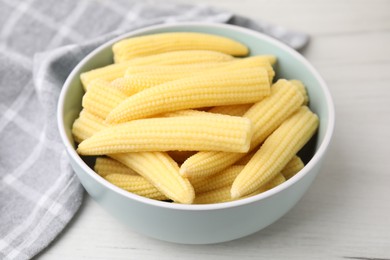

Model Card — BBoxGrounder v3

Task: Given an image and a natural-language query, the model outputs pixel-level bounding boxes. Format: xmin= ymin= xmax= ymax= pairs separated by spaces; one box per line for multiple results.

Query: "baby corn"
xmin=77 ymin=115 xmax=252 ymax=155
xmin=190 ymin=165 xmax=244 ymax=194
xmin=81 ymin=61 xmax=133 ymax=91
xmin=72 ymin=109 xmax=106 ymax=143
xmin=194 ymin=173 xmax=286 ymax=204
xmin=231 ymin=106 xmax=319 ymax=199
xmin=80 ymin=50 xmax=234 ymax=89
xmin=193 ymin=186 xmax=232 ymax=204
xmin=258 ymin=55 xmax=277 ymax=66
xmin=281 ymin=155 xmax=304 ymax=180
xmin=246 ymin=80 xmax=305 ymax=148
xmin=104 ymin=174 xmax=168 ymax=201
xmin=119 ymin=56 xmax=275 ymax=96
xmin=82 ymin=79 xmax=127 ymax=119
xmin=112 ymin=152 xmax=194 ymax=204
xmin=180 ymin=152 xmax=238 ymax=178
xmin=180 ymin=79 xmax=304 ymax=177
xmin=217 ymin=56 xmax=274 ymax=82
xmin=113 ymin=32 xmax=248 ymax=62
xmin=94 ymin=157 xmax=138 ymax=177
xmin=106 ymin=67 xmax=270 ymax=123
xmin=290 ymin=80 xmax=309 ymax=105
xmin=123 ymin=55 xmax=275 ymax=84
xmin=113 ymin=74 xmax=183 ymax=96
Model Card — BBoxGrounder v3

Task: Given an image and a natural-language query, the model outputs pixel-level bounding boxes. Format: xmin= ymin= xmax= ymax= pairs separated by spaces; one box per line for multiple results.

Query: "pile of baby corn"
xmin=72 ymin=32 xmax=319 ymax=204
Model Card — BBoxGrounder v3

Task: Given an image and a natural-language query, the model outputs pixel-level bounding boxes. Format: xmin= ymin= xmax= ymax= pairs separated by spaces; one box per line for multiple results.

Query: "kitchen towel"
xmin=0 ymin=0 xmax=309 ymax=259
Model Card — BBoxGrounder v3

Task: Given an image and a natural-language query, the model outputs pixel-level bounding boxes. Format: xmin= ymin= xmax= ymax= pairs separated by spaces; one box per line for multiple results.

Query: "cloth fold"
xmin=0 ymin=0 xmax=309 ymax=259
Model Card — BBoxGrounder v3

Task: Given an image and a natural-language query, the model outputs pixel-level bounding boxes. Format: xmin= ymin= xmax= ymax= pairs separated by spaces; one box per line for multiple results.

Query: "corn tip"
xmin=179 ymin=166 xmax=189 ymax=177
xmin=181 ymin=193 xmax=195 ymax=204
xmin=230 ymin=187 xmax=241 ymax=200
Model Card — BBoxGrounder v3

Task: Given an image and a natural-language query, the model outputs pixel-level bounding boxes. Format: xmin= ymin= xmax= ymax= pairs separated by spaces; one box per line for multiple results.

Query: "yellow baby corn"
xmin=237 ymin=153 xmax=303 ymax=181
xmin=119 ymin=57 xmax=274 ymax=96
xmin=193 ymin=173 xmax=286 ymax=204
xmin=181 ymin=152 xmax=238 ymax=178
xmin=191 ymin=165 xmax=244 ymax=194
xmin=77 ymin=115 xmax=252 ymax=155
xmin=81 ymin=61 xmax=133 ymax=90
xmin=259 ymin=55 xmax=277 ymax=66
xmin=180 ymin=79 xmax=304 ymax=178
xmin=191 ymin=161 xmax=289 ymax=204
xmin=124 ymin=55 xmax=275 ymax=83
xmin=245 ymin=79 xmax=305 ymax=148
xmin=94 ymin=157 xmax=138 ymax=177
xmin=193 ymin=186 xmax=232 ymax=204
xmin=290 ymin=80 xmax=309 ymax=105
xmin=110 ymin=76 xmax=168 ymax=96
xmin=231 ymin=106 xmax=319 ymax=199
xmin=208 ymin=104 xmax=252 ymax=117
xmin=112 ymin=32 xmax=248 ymax=63
xmin=105 ymin=174 xmax=168 ymax=201
xmin=80 ymin=50 xmax=234 ymax=89
xmin=113 ymin=72 xmax=258 ymax=97
xmin=82 ymin=79 xmax=127 ymax=119
xmin=72 ymin=109 xmax=106 ymax=143
xmin=106 ymin=67 xmax=270 ymax=123
xmin=249 ymin=173 xmax=286 ymax=196
xmin=112 ymin=152 xmax=194 ymax=204
xmin=216 ymin=56 xmax=275 ymax=82
xmin=117 ymin=71 xmax=256 ymax=96
xmin=241 ymin=174 xmax=286 ymax=199
xmin=281 ymin=155 xmax=304 ymax=180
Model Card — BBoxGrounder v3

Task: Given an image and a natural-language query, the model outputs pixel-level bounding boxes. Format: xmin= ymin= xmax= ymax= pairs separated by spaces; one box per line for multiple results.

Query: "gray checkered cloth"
xmin=0 ymin=0 xmax=309 ymax=259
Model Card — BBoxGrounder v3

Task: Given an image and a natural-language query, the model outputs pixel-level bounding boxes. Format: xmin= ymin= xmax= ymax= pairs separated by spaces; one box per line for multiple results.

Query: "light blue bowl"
xmin=58 ymin=23 xmax=335 ymax=244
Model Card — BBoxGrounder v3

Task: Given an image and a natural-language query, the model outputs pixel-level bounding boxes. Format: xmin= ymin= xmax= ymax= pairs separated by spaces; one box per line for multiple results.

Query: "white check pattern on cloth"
xmin=0 ymin=0 xmax=309 ymax=259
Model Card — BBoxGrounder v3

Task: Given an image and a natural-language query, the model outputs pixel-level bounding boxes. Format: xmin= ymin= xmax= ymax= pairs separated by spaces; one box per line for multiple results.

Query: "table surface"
xmin=37 ymin=0 xmax=390 ymax=259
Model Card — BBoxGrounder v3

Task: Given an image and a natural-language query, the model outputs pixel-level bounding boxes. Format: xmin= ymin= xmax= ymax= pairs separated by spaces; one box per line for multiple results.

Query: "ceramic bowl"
xmin=57 ymin=22 xmax=335 ymax=244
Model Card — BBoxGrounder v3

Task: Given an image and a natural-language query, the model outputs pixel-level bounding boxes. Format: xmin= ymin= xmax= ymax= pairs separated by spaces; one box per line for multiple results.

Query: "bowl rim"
xmin=57 ymin=22 xmax=335 ymax=211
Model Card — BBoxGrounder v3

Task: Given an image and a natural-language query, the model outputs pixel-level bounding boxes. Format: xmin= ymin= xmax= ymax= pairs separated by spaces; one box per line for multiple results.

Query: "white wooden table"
xmin=37 ymin=0 xmax=390 ymax=259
